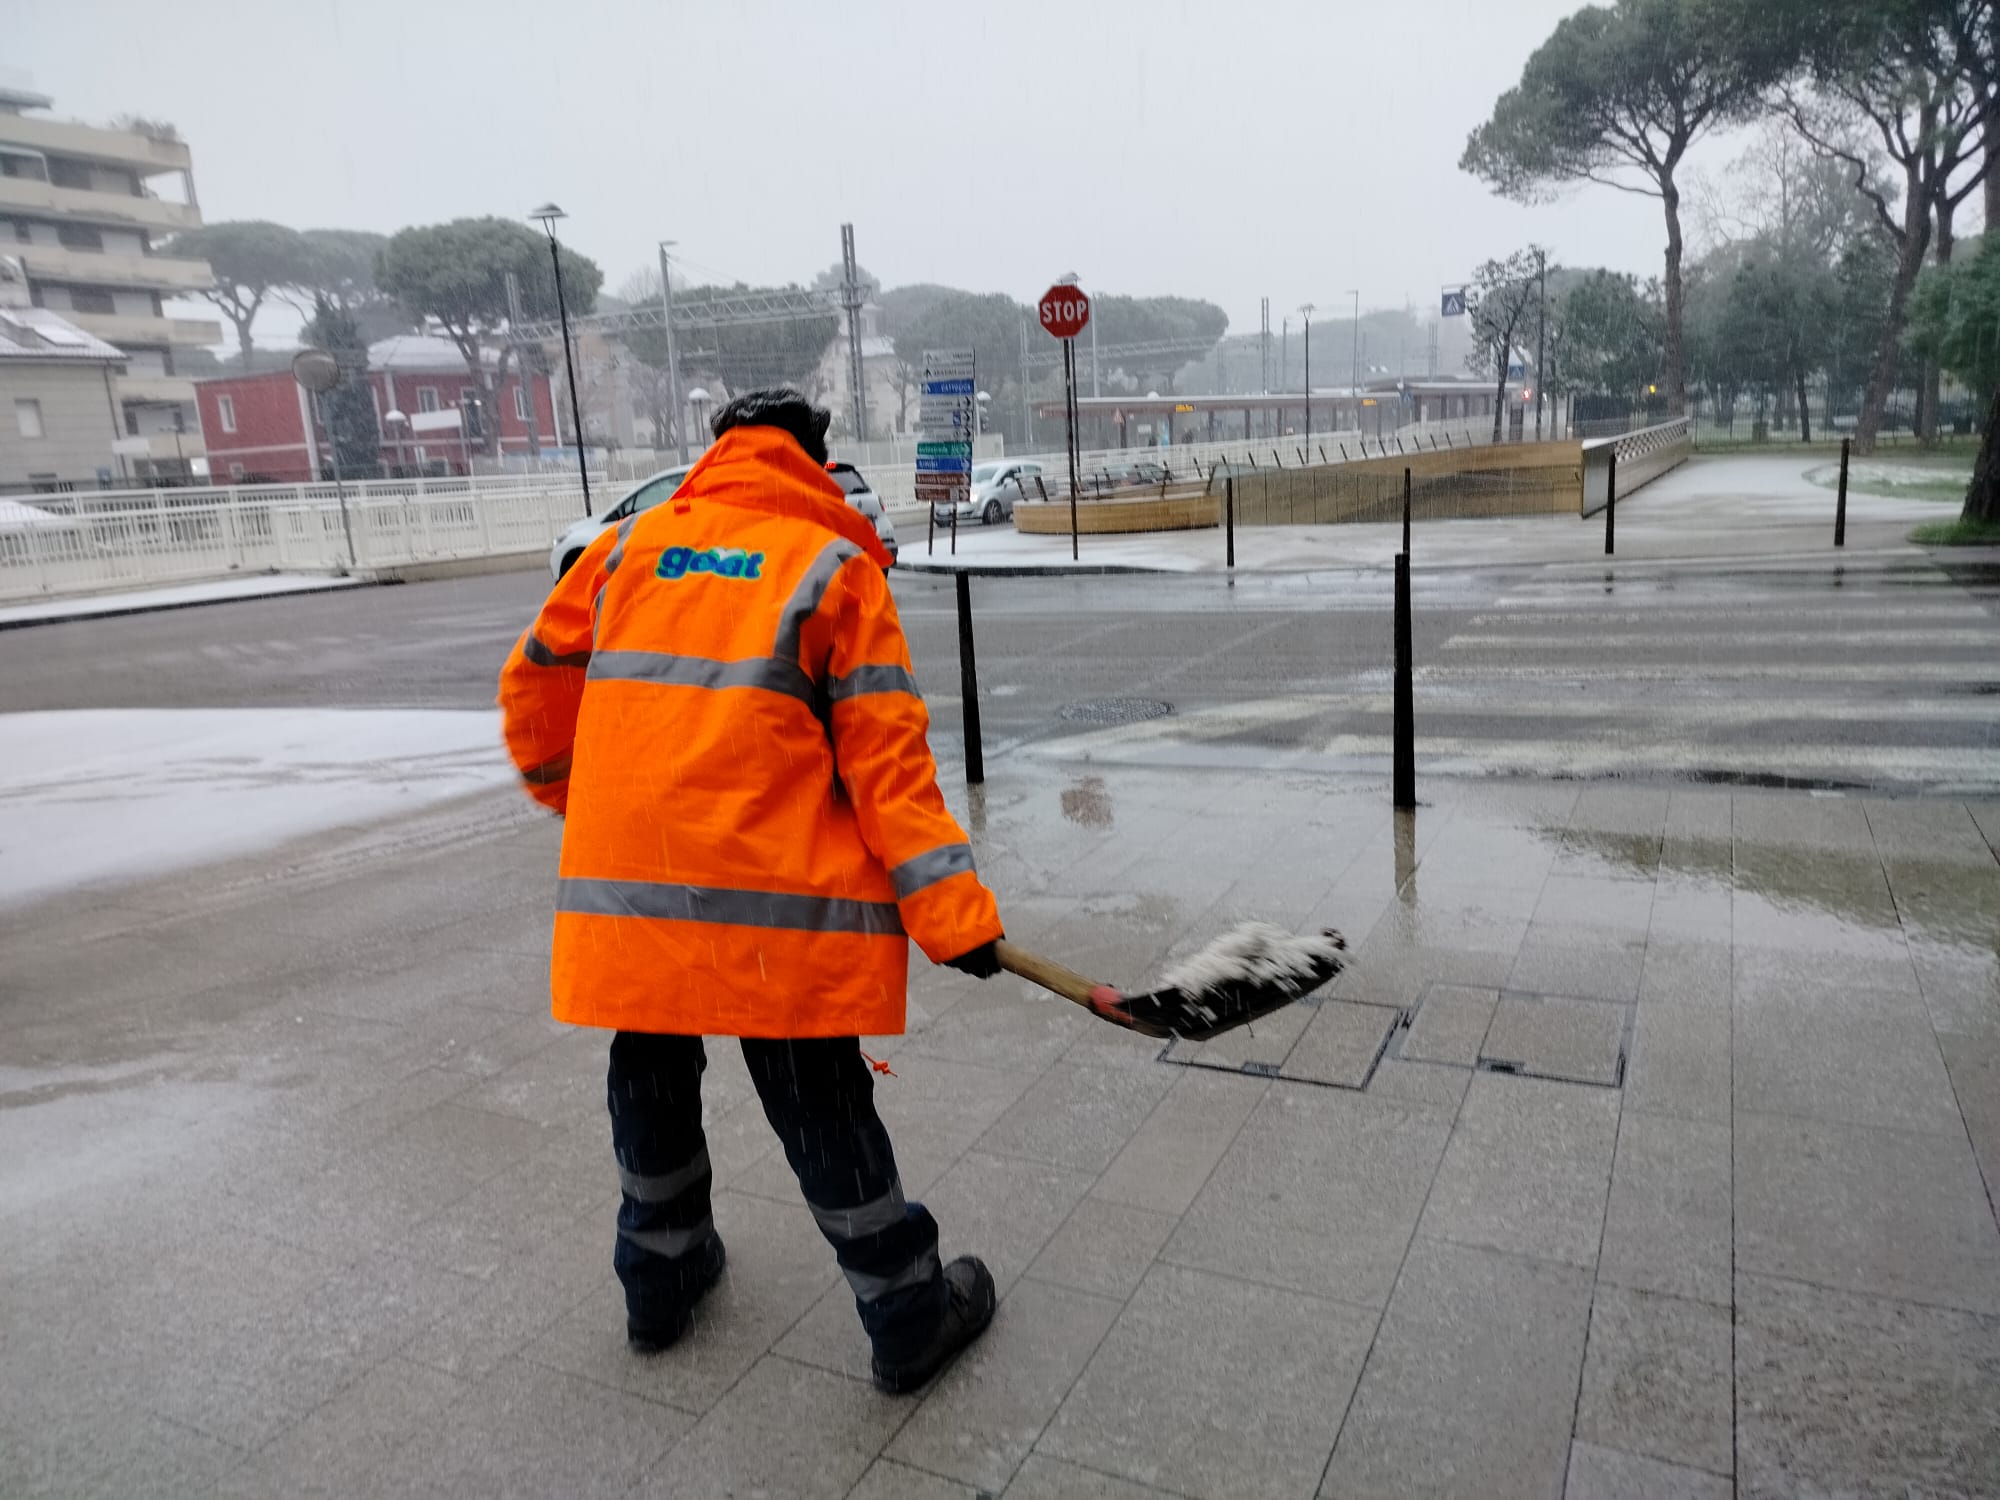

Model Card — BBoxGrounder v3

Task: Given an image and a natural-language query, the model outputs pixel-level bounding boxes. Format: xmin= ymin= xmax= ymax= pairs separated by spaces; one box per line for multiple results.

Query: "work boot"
xmin=626 ymin=1235 xmax=727 ymax=1354
xmin=870 ymin=1255 xmax=996 ymax=1395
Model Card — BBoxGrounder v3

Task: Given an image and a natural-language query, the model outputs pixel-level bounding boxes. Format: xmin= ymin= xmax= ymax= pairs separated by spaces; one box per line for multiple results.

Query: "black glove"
xmin=943 ymin=939 xmax=1002 ymax=979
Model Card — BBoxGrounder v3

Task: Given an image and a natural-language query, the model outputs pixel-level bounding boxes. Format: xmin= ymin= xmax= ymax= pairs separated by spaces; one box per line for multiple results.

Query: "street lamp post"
xmin=530 ymin=202 xmax=592 ymax=517
xmin=657 ymin=238 xmax=686 ymax=463
xmin=686 ymin=386 xmax=712 ymax=444
xmin=1347 ymin=289 xmax=1360 ymax=403
xmin=975 ymin=389 xmax=991 ymax=437
xmin=1298 ymin=304 xmax=1315 ymax=444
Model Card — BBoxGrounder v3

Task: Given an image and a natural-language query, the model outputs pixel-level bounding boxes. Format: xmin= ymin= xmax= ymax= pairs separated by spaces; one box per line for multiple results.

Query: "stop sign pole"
xmin=1039 ymin=281 xmax=1091 ymax=560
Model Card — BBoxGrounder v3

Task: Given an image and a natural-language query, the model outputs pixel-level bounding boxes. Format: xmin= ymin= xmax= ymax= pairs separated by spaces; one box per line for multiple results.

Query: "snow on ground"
xmin=0 ymin=573 xmax=363 ymax=628
xmin=0 ymin=708 xmax=510 ymax=907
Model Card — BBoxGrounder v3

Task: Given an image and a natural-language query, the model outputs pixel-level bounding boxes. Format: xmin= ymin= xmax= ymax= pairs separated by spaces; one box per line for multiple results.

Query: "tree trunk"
xmin=1491 ymin=338 xmax=1507 ymax=444
xmin=1919 ymin=202 xmax=1956 ymax=445
xmin=1660 ymin=177 xmax=1686 ymax=409
xmin=1963 ymin=383 xmax=2000 ymax=522
xmin=1855 ymin=164 xmax=1933 ymax=456
xmin=1796 ymin=366 xmax=1812 ymax=443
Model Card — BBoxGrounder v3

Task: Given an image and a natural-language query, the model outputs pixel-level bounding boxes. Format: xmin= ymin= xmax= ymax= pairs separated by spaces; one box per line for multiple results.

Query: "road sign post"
xmin=916 ymin=348 xmax=976 ymax=559
xmin=1039 ymin=282 xmax=1092 ymax=561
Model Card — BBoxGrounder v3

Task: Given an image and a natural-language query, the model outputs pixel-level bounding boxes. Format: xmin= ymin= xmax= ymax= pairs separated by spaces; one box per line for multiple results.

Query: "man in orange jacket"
xmin=498 ymin=389 xmax=1004 ymax=1393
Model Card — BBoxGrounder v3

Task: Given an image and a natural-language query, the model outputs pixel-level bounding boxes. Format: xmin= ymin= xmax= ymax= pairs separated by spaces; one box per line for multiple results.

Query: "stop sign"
xmin=1039 ymin=284 xmax=1091 ymax=340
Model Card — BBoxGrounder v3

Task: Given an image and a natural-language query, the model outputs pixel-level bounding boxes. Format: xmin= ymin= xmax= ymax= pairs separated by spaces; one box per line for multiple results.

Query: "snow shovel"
xmin=994 ymin=923 xmax=1348 ymax=1042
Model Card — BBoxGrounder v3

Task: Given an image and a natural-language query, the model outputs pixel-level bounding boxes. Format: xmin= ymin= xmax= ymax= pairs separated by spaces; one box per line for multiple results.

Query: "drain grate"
xmin=1055 ymin=698 xmax=1173 ymax=726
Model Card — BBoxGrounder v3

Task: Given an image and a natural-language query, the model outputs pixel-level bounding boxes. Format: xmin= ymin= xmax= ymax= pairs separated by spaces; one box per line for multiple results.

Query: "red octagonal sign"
xmin=1039 ymin=284 xmax=1091 ymax=340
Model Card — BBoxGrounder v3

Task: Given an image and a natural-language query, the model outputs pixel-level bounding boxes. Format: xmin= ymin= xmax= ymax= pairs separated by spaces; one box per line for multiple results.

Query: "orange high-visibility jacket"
xmin=497 ymin=426 xmax=1002 ymax=1038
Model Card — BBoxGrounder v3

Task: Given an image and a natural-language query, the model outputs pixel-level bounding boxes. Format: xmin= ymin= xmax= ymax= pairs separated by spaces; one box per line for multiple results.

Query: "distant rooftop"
xmin=0 ymin=86 xmax=54 ymax=115
xmin=0 ymin=306 xmax=125 ymax=363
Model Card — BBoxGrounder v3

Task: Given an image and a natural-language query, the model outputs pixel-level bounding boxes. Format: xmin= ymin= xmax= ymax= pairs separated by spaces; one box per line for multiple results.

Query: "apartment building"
xmin=0 ymin=86 xmax=218 ymax=483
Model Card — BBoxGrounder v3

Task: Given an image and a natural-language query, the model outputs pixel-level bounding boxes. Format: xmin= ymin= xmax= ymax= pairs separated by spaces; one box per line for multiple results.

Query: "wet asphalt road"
xmin=2 ymin=553 xmax=1996 ymax=792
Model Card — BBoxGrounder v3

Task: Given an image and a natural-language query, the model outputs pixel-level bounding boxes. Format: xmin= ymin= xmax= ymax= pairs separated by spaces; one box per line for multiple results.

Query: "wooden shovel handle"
xmin=994 ymin=939 xmax=1117 ymax=1010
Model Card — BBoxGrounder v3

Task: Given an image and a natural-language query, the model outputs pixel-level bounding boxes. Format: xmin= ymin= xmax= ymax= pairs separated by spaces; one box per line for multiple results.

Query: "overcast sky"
xmin=13 ymin=0 xmax=1749 ymax=337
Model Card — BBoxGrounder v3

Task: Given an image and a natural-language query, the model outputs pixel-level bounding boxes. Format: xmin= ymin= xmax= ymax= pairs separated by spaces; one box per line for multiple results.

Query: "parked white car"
xmin=548 ymin=460 xmax=898 ymax=579
xmin=828 ymin=461 xmax=899 ymax=563
xmin=931 ymin=461 xmax=1044 ymax=528
xmin=548 ymin=464 xmax=692 ymax=580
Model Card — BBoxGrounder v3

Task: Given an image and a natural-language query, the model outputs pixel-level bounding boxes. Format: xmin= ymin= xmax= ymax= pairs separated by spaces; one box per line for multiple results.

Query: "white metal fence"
xmin=1 ymin=472 xmax=593 ymax=601
xmin=0 ymin=413 xmax=1550 ymax=603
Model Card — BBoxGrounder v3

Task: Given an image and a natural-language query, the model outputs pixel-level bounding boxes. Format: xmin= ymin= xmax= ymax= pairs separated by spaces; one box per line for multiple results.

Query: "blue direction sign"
xmin=916 ymin=454 xmax=972 ymax=473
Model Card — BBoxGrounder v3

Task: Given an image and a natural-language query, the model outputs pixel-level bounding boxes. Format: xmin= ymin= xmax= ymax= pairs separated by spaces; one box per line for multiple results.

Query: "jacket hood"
xmin=675 ymin=427 xmax=891 ymax=566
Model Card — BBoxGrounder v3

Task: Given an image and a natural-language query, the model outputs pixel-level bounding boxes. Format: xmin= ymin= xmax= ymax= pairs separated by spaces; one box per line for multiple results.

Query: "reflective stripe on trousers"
xmin=606 ymin=1031 xmax=945 ymax=1359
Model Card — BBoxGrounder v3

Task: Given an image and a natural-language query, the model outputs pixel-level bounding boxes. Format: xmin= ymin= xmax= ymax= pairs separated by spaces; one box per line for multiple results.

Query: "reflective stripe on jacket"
xmin=497 ymin=426 xmax=1002 ymax=1038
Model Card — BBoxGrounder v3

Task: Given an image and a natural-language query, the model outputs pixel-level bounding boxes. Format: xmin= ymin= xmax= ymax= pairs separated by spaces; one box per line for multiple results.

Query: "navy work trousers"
xmin=606 ymin=1031 xmax=945 ymax=1361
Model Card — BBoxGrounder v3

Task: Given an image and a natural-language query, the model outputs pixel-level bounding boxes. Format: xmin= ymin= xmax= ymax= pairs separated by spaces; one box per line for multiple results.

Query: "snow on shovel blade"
xmin=1094 ymin=923 xmax=1348 ymax=1042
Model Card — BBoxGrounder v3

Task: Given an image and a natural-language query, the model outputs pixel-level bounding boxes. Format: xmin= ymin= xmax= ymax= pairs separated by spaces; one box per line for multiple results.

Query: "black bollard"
xmin=1604 ymin=446 xmax=1618 ymax=556
xmin=1402 ymin=466 xmax=1412 ymax=556
xmin=1835 ymin=436 xmax=1849 ymax=547
xmin=1393 ymin=552 xmax=1415 ymax=809
xmin=955 ymin=571 xmax=983 ymax=785
xmin=1226 ymin=475 xmax=1236 ymax=570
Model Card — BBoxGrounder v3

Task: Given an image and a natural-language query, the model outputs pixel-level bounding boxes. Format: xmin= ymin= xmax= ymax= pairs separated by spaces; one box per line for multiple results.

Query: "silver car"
xmin=931 ymin=460 xmax=1044 ymax=528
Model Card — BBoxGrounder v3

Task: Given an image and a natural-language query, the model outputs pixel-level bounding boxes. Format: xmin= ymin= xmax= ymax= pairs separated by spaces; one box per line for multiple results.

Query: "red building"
xmin=194 ymin=335 xmax=557 ymax=483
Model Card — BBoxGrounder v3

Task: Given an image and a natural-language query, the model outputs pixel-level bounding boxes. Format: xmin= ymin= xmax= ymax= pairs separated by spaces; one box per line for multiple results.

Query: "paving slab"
xmin=1417 ymin=1071 xmax=1622 ymax=1267
xmin=1090 ymin=1066 xmax=1265 ymax=1215
xmin=1636 ymin=937 xmax=1732 ymax=1008
xmin=1938 ymin=1031 xmax=2000 ymax=1210
xmin=887 ymin=1278 xmax=1121 ymax=1493
xmin=975 ymin=1062 xmax=1177 ymax=1175
xmin=1732 ymin=995 xmax=1964 ymax=1136
xmin=1624 ymin=1003 xmax=1731 ymax=1123
xmin=1734 ymin=1273 xmax=2000 ymax=1500
xmin=1321 ymin=1238 xmax=1595 ymax=1500
xmin=1563 ymin=1443 xmax=1732 ymax=1500
xmin=1505 ymin=923 xmax=1647 ymax=1003
xmin=1003 ymin=1454 xmax=1178 ymax=1498
xmin=1165 ymin=1083 xmax=1451 ymax=1306
xmin=641 ymin=1355 xmax=904 ymax=1500
xmin=1480 ymin=992 xmax=1628 ymax=1085
xmin=1598 ymin=1112 xmax=1733 ymax=1307
xmin=849 ymin=1459 xmax=983 ymax=1499
xmin=1280 ymin=998 xmax=1398 ymax=1087
xmin=1027 ymin=1199 xmax=1180 ymax=1302
xmin=1734 ymin=1111 xmax=2000 ymax=1316
xmin=1042 ymin=1262 xmax=1374 ymax=1500
xmin=1575 ymin=1287 xmax=1733 ymax=1478
xmin=373 ymin=1357 xmax=690 ymax=1500
xmin=1363 ymin=1056 xmax=1473 ymax=1117
xmin=1399 ymin=983 xmax=1496 ymax=1066
xmin=213 ymin=1357 xmax=469 ymax=1500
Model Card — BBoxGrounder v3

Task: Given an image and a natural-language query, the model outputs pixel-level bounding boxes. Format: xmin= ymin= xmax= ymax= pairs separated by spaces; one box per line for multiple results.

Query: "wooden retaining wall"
xmin=1228 ymin=441 xmax=1583 ymax=526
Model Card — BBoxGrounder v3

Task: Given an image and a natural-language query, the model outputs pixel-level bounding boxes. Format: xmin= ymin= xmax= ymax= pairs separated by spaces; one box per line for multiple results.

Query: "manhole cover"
xmin=1055 ymin=698 xmax=1173 ymax=725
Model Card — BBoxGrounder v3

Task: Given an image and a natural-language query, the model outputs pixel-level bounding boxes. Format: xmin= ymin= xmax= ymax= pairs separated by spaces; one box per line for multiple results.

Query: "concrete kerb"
xmin=896 ymin=558 xmax=1173 ymax=578
xmin=0 ymin=577 xmax=373 ymax=632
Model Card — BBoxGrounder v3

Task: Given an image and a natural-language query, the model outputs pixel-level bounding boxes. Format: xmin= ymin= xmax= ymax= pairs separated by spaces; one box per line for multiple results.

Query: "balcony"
xmin=112 ymin=431 xmax=206 ymax=461
xmin=0 ymin=114 xmax=192 ymax=174
xmin=16 ymin=243 xmax=213 ymax=295
xmin=114 ymin=373 xmax=198 ymax=406
xmin=65 ymin=310 xmax=222 ymax=349
xmin=0 ymin=176 xmax=200 ymax=233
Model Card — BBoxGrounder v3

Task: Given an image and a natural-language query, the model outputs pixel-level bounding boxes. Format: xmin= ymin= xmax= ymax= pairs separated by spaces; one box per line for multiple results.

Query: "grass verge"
xmin=1908 ymin=516 xmax=2000 ymax=545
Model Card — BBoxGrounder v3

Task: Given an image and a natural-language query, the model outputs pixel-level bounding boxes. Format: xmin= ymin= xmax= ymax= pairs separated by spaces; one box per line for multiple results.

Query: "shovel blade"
xmin=1106 ymin=928 xmax=1348 ymax=1042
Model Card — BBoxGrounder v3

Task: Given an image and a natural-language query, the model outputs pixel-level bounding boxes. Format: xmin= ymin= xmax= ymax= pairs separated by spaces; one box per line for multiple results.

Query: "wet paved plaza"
xmin=4 ymin=766 xmax=1996 ymax=1498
